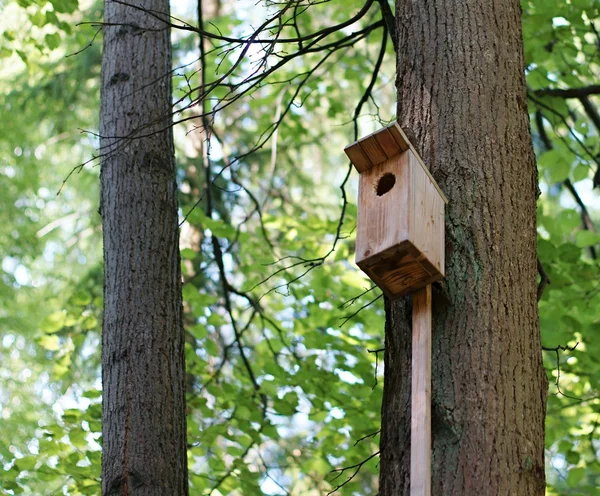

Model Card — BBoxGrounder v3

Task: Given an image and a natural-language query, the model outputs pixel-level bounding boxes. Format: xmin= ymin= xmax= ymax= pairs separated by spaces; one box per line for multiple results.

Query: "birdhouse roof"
xmin=344 ymin=122 xmax=448 ymax=203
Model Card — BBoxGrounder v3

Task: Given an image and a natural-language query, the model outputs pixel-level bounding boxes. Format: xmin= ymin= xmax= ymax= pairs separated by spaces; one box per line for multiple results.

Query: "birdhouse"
xmin=344 ymin=123 xmax=447 ymax=298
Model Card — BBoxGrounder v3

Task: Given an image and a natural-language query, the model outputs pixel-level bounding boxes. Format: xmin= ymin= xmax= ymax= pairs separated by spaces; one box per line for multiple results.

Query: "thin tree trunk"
xmin=379 ymin=2 xmax=548 ymax=494
xmin=99 ymin=1 xmax=188 ymax=494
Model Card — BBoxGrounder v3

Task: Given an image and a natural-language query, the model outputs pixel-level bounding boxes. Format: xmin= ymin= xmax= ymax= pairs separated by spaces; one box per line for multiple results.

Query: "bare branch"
xmin=327 ymin=450 xmax=380 ymax=494
xmin=542 ymin=342 xmax=581 ymax=400
xmin=580 ymin=95 xmax=600 ymax=133
xmin=534 ymin=110 xmax=597 ymax=259
xmin=534 ymin=85 xmax=600 ymax=99
xmin=339 ymin=294 xmax=383 ymax=327
xmin=537 ymin=258 xmax=550 ymax=302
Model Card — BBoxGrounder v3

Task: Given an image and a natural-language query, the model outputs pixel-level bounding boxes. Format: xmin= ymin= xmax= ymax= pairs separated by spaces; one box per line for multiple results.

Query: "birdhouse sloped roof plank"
xmin=344 ymin=122 xmax=448 ymax=203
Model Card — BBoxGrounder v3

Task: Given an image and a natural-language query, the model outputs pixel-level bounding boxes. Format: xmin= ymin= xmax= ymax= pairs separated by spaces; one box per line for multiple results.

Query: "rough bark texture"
xmin=100 ymin=1 xmax=188 ymax=494
xmin=379 ymin=2 xmax=548 ymax=494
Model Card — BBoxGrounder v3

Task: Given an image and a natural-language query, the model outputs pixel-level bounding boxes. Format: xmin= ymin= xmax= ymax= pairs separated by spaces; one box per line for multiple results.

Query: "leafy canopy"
xmin=1 ymin=0 xmax=599 ymax=494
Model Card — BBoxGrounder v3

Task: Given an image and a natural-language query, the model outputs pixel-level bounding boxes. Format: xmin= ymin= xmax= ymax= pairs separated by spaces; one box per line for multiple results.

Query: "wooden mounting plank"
xmin=411 ymin=284 xmax=432 ymax=496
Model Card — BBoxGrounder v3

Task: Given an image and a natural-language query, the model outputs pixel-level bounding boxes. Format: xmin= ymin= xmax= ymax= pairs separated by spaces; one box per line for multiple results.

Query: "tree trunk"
xmin=99 ymin=1 xmax=188 ymax=494
xmin=379 ymin=2 xmax=548 ymax=494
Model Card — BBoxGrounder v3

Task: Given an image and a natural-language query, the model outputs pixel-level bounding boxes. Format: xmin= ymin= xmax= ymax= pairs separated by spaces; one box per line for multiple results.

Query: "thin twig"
xmin=542 ymin=342 xmax=580 ymax=400
xmin=327 ymin=451 xmax=380 ymax=494
xmin=537 ymin=258 xmax=551 ymax=301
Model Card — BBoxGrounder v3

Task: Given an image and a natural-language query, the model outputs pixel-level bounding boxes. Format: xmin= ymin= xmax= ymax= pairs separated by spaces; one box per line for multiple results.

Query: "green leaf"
xmin=30 ymin=12 xmax=46 ymax=27
xmin=45 ymin=33 xmax=61 ymax=51
xmin=572 ymin=164 xmax=589 ymax=182
xmin=190 ymin=323 xmax=208 ymax=340
xmin=14 ymin=456 xmax=37 ymax=471
xmin=40 ymin=311 xmax=66 ymax=333
xmin=555 ymin=210 xmax=580 ymax=233
xmin=51 ymin=0 xmax=79 ymax=14
xmin=38 ymin=334 xmax=60 ymax=351
xmin=81 ymin=314 xmax=98 ymax=330
xmin=567 ymin=466 xmax=585 ymax=485
xmin=539 ymin=149 xmax=571 ymax=183
xmin=274 ymin=392 xmax=298 ymax=416
xmin=558 ymin=243 xmax=581 ymax=263
xmin=62 ymin=409 xmax=82 ymax=423
xmin=204 ymin=338 xmax=219 ymax=357
xmin=3 ymin=467 xmax=20 ymax=483
xmin=82 ymin=389 xmax=102 ymax=399
xmin=72 ymin=290 xmax=92 ymax=306
xmin=69 ymin=429 xmax=87 ymax=449
xmin=575 ymin=230 xmax=600 ymax=248
xmin=15 ymin=50 xmax=28 ymax=64
xmin=561 ymin=315 xmax=581 ymax=334
xmin=309 ymin=410 xmax=328 ymax=422
xmin=538 ymin=238 xmax=556 ymax=260
xmin=180 ymin=248 xmax=197 ymax=260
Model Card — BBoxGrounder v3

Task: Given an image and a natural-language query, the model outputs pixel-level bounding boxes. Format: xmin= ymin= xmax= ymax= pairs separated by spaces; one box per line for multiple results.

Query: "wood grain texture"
xmin=358 ymin=241 xmax=442 ymax=298
xmin=355 ymin=150 xmax=444 ymax=297
xmin=359 ymin=135 xmax=388 ymax=165
xmin=408 ymin=152 xmax=445 ymax=277
xmin=411 ymin=285 xmax=432 ymax=496
xmin=345 ymin=123 xmax=408 ymax=172
xmin=344 ymin=141 xmax=372 ymax=173
xmin=346 ymin=124 xmax=447 ymax=198
xmin=376 ymin=128 xmax=404 ymax=158
xmin=389 ymin=124 xmax=448 ymax=203
xmin=379 ymin=1 xmax=548 ymax=495
xmin=356 ymin=154 xmax=410 ymax=265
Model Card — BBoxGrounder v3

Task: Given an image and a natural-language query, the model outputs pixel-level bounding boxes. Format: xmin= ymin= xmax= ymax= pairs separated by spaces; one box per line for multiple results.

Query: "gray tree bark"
xmin=99 ymin=1 xmax=188 ymax=494
xmin=379 ymin=2 xmax=548 ymax=494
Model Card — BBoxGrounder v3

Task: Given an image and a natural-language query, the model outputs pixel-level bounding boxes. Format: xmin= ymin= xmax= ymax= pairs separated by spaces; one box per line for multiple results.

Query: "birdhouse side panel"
xmin=408 ymin=153 xmax=445 ymax=278
xmin=355 ymin=155 xmax=410 ymax=266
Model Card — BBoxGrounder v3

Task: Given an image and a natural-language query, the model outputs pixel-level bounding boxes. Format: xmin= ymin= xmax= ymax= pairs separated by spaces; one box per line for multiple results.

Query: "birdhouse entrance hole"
xmin=344 ymin=122 xmax=448 ymax=298
xmin=376 ymin=173 xmax=396 ymax=196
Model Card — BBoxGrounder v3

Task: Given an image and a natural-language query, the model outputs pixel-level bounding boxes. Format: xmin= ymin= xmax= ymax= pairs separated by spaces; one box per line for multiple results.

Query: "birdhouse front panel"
xmin=345 ymin=123 xmax=446 ymax=298
xmin=355 ymin=154 xmax=410 ymax=265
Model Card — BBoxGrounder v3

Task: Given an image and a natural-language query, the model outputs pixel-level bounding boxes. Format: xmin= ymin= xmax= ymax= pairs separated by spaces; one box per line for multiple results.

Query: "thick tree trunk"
xmin=99 ymin=1 xmax=188 ymax=494
xmin=379 ymin=2 xmax=548 ymax=494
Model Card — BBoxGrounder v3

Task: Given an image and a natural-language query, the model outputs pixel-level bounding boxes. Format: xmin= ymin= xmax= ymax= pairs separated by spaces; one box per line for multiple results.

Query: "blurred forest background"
xmin=1 ymin=0 xmax=599 ymax=494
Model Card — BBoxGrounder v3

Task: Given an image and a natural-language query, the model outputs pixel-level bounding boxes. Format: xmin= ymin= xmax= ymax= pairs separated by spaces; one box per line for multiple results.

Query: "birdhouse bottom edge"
xmin=356 ymin=240 xmax=443 ymax=299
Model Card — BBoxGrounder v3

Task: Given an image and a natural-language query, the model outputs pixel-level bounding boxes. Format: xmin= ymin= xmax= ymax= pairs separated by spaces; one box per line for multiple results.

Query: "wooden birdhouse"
xmin=344 ymin=123 xmax=447 ymax=298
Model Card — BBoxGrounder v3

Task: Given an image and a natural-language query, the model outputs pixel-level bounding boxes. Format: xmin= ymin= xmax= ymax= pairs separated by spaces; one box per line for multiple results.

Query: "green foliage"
xmin=1 ymin=0 xmax=600 ymax=494
xmin=0 ymin=0 xmax=103 ymax=494
xmin=524 ymin=0 xmax=600 ymax=492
